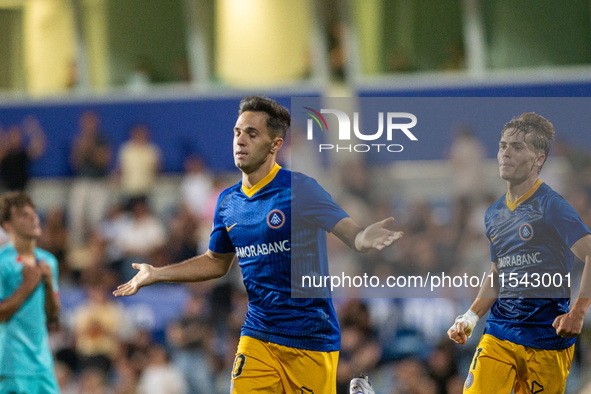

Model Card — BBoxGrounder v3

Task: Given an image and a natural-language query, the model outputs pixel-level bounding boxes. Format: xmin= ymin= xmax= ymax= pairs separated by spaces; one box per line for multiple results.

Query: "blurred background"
xmin=1 ymin=0 xmax=591 ymax=393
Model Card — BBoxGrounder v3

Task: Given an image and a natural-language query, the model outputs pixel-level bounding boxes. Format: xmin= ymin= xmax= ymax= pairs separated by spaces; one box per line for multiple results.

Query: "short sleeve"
xmin=545 ymin=195 xmax=591 ymax=248
xmin=294 ymin=175 xmax=349 ymax=232
xmin=208 ymin=194 xmax=235 ymax=254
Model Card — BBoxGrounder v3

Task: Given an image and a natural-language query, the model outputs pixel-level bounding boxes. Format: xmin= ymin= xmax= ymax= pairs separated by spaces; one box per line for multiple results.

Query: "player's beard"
xmin=235 ymin=143 xmax=274 ymax=175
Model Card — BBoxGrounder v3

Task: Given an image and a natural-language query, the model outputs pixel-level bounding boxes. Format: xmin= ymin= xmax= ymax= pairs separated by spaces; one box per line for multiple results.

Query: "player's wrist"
xmin=451 ymin=310 xmax=479 ymax=338
xmin=353 ymin=230 xmax=368 ymax=253
xmin=149 ymin=265 xmax=163 ymax=284
xmin=569 ymin=305 xmax=588 ymax=318
xmin=572 ymin=298 xmax=591 ymax=315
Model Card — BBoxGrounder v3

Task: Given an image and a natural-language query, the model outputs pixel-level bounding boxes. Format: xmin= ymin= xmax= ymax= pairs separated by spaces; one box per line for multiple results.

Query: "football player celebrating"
xmin=115 ymin=96 xmax=402 ymax=393
xmin=448 ymin=113 xmax=591 ymax=393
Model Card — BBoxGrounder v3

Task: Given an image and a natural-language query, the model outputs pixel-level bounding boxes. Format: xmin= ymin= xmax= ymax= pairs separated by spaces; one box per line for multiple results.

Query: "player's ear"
xmin=535 ymin=152 xmax=546 ymax=167
xmin=270 ymin=137 xmax=283 ymax=153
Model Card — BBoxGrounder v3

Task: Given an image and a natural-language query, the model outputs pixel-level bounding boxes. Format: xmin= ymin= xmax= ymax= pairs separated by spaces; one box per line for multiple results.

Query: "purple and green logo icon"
xmin=303 ymin=107 xmax=418 ymax=153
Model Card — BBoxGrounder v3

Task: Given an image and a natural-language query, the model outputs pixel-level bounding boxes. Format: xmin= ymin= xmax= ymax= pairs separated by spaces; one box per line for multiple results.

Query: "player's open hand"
xmin=355 ymin=217 xmax=403 ymax=252
xmin=113 ymin=263 xmax=157 ymax=297
xmin=448 ymin=321 xmax=468 ymax=344
xmin=552 ymin=311 xmax=584 ymax=338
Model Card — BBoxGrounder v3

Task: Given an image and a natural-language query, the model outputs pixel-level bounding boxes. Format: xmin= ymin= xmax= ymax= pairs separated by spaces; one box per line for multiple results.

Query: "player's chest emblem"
xmin=267 ymin=209 xmax=285 ymax=229
xmin=519 ymin=223 xmax=534 ymax=241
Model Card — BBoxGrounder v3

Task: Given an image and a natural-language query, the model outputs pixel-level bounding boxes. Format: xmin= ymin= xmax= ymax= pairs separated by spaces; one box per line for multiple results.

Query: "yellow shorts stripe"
xmin=464 ymin=334 xmax=574 ymax=394
xmin=231 ymin=336 xmax=339 ymax=394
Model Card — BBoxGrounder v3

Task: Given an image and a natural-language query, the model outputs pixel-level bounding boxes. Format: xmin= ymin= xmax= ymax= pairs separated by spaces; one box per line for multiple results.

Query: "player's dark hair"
xmin=238 ymin=95 xmax=291 ymax=139
xmin=0 ymin=191 xmax=36 ymax=226
xmin=501 ymin=112 xmax=555 ymax=174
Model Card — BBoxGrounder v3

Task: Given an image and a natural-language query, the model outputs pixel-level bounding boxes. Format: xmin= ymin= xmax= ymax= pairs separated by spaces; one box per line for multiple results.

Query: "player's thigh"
xmin=463 ymin=334 xmax=517 ymax=394
xmin=271 ymin=343 xmax=338 ymax=394
xmin=514 ymin=344 xmax=574 ymax=394
xmin=231 ymin=337 xmax=283 ymax=394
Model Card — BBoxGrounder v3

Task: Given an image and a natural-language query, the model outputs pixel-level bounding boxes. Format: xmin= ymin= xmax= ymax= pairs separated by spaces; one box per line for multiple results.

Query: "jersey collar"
xmin=241 ymin=163 xmax=282 ymax=198
xmin=505 ymin=179 xmax=542 ymax=211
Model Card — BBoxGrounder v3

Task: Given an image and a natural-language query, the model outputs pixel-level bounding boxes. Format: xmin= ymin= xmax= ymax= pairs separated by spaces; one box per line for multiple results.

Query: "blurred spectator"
xmin=336 ymin=300 xmax=382 ymax=393
xmin=69 ymin=111 xmax=113 ymax=247
xmin=0 ymin=116 xmax=46 ymax=191
xmin=99 ymin=204 xmax=129 ymax=269
xmin=77 ymin=367 xmax=113 ymax=394
xmin=426 ymin=342 xmax=459 ymax=394
xmin=390 ymin=358 xmax=437 ymax=394
xmin=211 ymin=286 xmax=245 ymax=394
xmin=54 ymin=360 xmax=78 ymax=394
xmin=121 ymin=329 xmax=153 ymax=382
xmin=71 ymin=273 xmax=127 ymax=374
xmin=446 ymin=374 xmax=466 ymax=394
xmin=449 ymin=126 xmax=486 ymax=203
xmin=181 ymin=155 xmax=214 ymax=221
xmin=116 ymin=124 xmax=161 ymax=206
xmin=136 ymin=345 xmax=188 ymax=394
xmin=111 ymin=357 xmax=138 ymax=394
xmin=340 ymin=161 xmax=371 ymax=202
xmin=38 ymin=207 xmax=70 ymax=278
xmin=66 ymin=231 xmax=110 ymax=283
xmin=114 ymin=198 xmax=166 ymax=281
xmin=166 ymin=293 xmax=214 ymax=393
xmin=166 ymin=206 xmax=199 ymax=263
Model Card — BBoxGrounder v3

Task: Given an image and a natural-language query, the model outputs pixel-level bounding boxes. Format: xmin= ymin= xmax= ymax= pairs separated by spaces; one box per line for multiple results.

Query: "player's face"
xmin=497 ymin=129 xmax=545 ymax=183
xmin=4 ymin=205 xmax=42 ymax=240
xmin=233 ymin=111 xmax=281 ymax=174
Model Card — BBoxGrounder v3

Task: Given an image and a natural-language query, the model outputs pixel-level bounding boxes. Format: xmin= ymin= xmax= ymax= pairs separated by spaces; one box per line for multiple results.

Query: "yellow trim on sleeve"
xmin=241 ymin=163 xmax=282 ymax=198
xmin=505 ymin=179 xmax=543 ymax=211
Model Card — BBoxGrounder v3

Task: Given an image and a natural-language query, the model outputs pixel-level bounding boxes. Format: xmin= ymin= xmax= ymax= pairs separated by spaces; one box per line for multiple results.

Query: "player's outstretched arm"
xmin=553 ymin=234 xmax=591 ymax=338
xmin=448 ymin=263 xmax=499 ymax=344
xmin=113 ymin=250 xmax=235 ymax=297
xmin=330 ymin=217 xmax=403 ymax=253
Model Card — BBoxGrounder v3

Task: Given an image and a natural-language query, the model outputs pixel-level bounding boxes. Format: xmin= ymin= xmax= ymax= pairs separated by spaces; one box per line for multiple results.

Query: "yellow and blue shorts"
xmin=464 ymin=334 xmax=574 ymax=394
xmin=231 ymin=336 xmax=339 ymax=394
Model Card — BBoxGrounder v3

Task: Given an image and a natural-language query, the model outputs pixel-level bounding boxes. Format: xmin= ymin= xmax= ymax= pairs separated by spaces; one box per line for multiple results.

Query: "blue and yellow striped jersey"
xmin=209 ymin=164 xmax=348 ymax=352
xmin=0 ymin=243 xmax=59 ymax=376
xmin=484 ymin=180 xmax=590 ymax=350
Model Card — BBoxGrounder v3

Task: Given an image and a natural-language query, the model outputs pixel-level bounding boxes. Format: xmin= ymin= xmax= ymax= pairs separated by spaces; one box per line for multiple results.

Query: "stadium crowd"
xmin=1 ymin=115 xmax=591 ymax=394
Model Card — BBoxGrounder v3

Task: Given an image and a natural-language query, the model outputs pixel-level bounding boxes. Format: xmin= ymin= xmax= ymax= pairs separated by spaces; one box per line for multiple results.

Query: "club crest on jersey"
xmin=267 ymin=209 xmax=285 ymax=229
xmin=519 ymin=223 xmax=534 ymax=241
xmin=465 ymin=372 xmax=474 ymax=389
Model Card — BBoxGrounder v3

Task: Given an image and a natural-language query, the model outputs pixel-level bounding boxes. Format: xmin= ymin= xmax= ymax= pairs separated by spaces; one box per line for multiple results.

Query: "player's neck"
xmin=10 ymin=235 xmax=36 ymax=256
xmin=506 ymin=176 xmax=539 ymax=204
xmin=241 ymin=159 xmax=277 ymax=189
